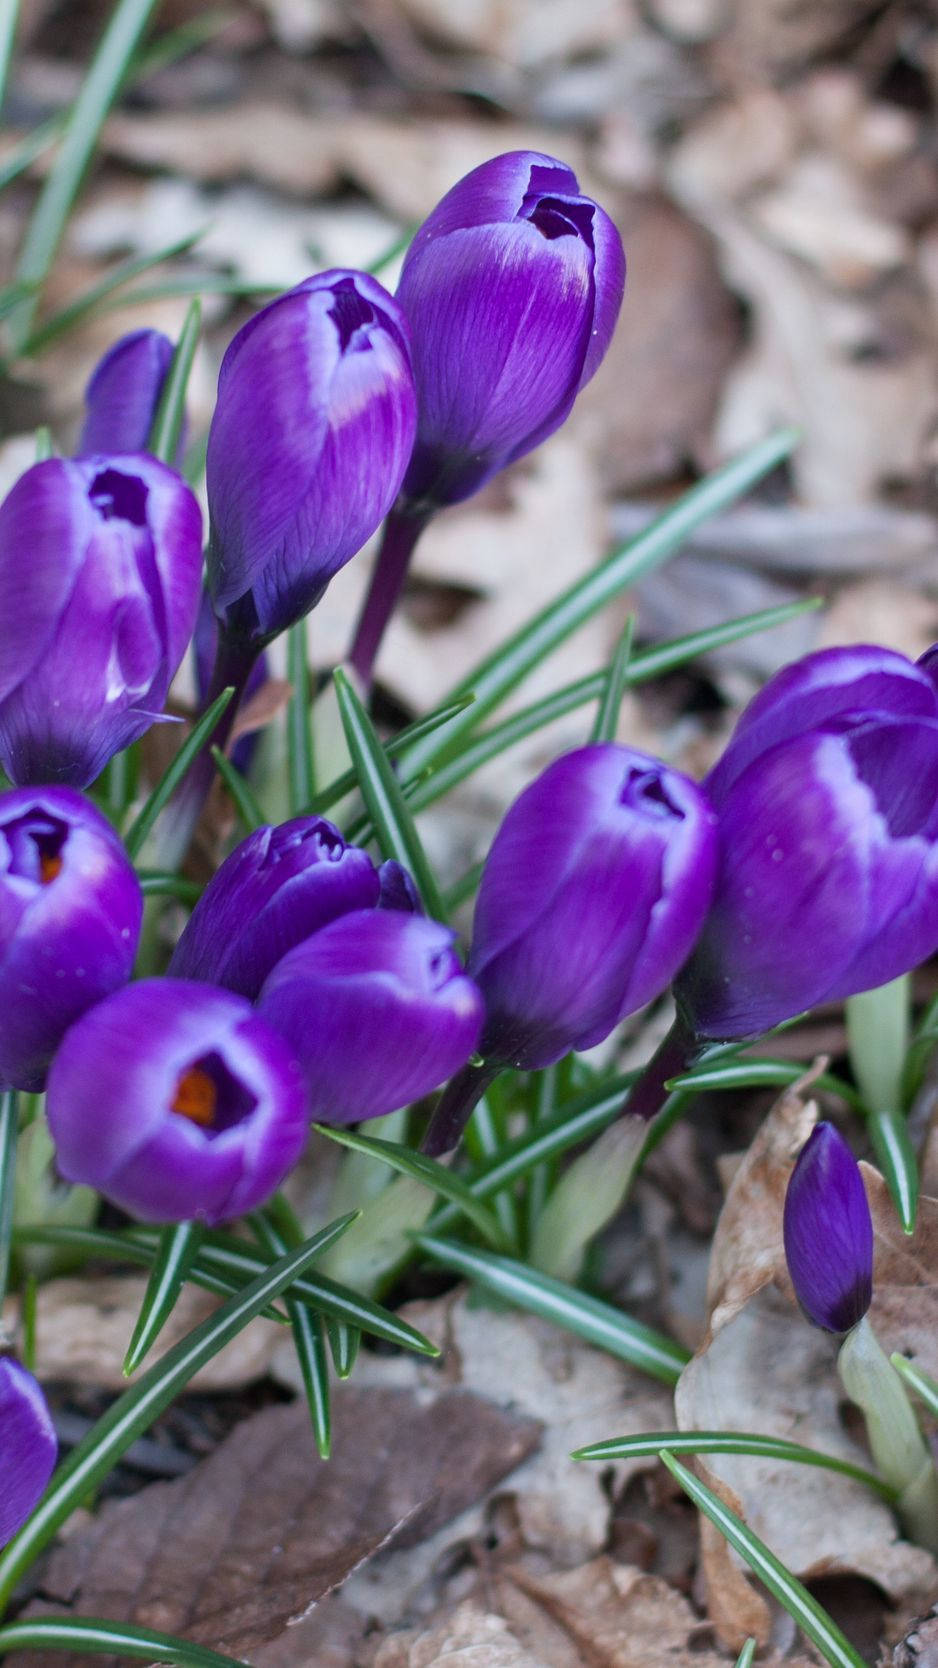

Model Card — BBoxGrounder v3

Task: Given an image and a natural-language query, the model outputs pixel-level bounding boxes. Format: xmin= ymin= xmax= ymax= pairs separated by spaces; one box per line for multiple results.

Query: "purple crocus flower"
xmin=169 ymin=816 xmax=380 ymax=999
xmin=784 ymin=1122 xmax=873 ymax=1333
xmin=46 ymin=980 xmax=308 ymax=1224
xmin=0 ymin=1359 xmax=57 ymax=1547
xmin=258 ymin=911 xmax=483 ymax=1123
xmin=0 ymin=455 xmax=202 ymax=787
xmin=397 ymin=150 xmax=625 ymax=510
xmin=78 ymin=329 xmax=175 ymax=457
xmin=0 ymin=786 xmax=141 ymax=1091
xmin=677 ymin=643 xmax=938 ymax=1039
xmin=206 ymin=270 xmax=417 ymax=648
xmin=467 ymin=745 xmax=718 ymax=1071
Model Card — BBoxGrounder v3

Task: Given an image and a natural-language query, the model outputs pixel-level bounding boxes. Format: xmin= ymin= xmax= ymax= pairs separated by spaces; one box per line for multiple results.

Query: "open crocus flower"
xmin=677 ymin=643 xmax=938 ymax=1039
xmin=0 ymin=455 xmax=202 ymax=787
xmin=0 ymin=786 xmax=141 ymax=1090
xmin=78 ymin=329 xmax=175 ymax=457
xmin=206 ymin=269 xmax=417 ymax=649
xmin=258 ymin=911 xmax=483 ymax=1124
xmin=46 ymin=980 xmax=308 ymax=1224
xmin=169 ymin=816 xmax=381 ymax=1000
xmin=468 ymin=744 xmax=718 ymax=1071
xmin=783 ymin=1122 xmax=873 ymax=1334
xmin=0 ymin=1359 xmax=57 ymax=1547
xmin=397 ymin=150 xmax=625 ymax=510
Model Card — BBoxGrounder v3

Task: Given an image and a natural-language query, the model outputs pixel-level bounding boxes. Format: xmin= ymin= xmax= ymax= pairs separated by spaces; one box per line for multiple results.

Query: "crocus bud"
xmin=783 ymin=1123 xmax=873 ymax=1334
xmin=0 ymin=786 xmax=142 ymax=1090
xmin=377 ymin=858 xmax=422 ymax=914
xmin=46 ymin=980 xmax=308 ymax=1224
xmin=78 ymin=329 xmax=174 ymax=456
xmin=0 ymin=1359 xmax=56 ymax=1546
xmin=206 ymin=270 xmax=417 ymax=648
xmin=258 ymin=911 xmax=483 ymax=1123
xmin=0 ymin=456 xmax=202 ymax=787
xmin=467 ymin=745 xmax=718 ymax=1071
xmin=168 ymin=816 xmax=380 ymax=999
xmin=397 ymin=150 xmax=625 ymax=509
xmin=677 ymin=644 xmax=938 ymax=1039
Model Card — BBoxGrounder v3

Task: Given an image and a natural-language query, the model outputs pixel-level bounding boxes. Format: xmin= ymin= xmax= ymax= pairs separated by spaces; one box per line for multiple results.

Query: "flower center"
xmin=171 ymin=1066 xmax=218 ymax=1128
xmin=88 ymin=468 xmax=149 ymax=527
xmin=2 ymin=810 xmax=69 ymax=886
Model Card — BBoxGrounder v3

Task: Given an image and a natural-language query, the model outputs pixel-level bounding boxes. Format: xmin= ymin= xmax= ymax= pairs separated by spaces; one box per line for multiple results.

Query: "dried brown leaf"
xmin=16 ymin=1387 xmax=540 ymax=1666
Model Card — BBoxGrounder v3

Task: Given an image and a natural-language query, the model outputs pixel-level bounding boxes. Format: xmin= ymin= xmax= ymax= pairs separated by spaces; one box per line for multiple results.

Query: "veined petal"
xmin=784 ymin=1123 xmax=872 ymax=1333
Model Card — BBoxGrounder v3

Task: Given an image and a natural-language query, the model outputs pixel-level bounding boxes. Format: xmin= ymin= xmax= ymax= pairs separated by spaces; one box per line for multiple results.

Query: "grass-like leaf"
xmin=333 ymin=666 xmax=446 ymax=919
xmin=0 ymin=1093 xmax=17 ymax=1306
xmin=735 ymin=1641 xmax=756 ymax=1668
xmin=122 ymin=1220 xmax=203 ymax=1376
xmin=572 ymin=1429 xmax=894 ymax=1499
xmin=0 ymin=1217 xmax=357 ymax=1608
xmin=890 ymin=1353 xmax=938 ymax=1417
xmin=867 ymin=1107 xmax=918 ymax=1235
xmin=23 ymin=231 xmax=205 ymax=354
xmin=138 ymin=871 xmax=204 ymax=902
xmin=8 ymin=0 xmax=162 ymax=351
xmin=414 ymin=1233 xmax=688 ymax=1385
xmin=590 ymin=617 xmax=634 ymax=744
xmin=211 ymin=746 xmax=266 ymax=832
xmin=406 ymin=598 xmax=819 ymax=811
xmin=0 ymin=1617 xmax=248 ymax=1668
xmin=309 ymin=694 xmax=474 ymax=817
xmin=0 ymin=0 xmax=19 ymax=116
xmin=660 ymin=1452 xmax=867 ymax=1668
xmin=667 ymin=1055 xmax=865 ymax=1110
xmin=287 ymin=622 xmax=316 ymax=813
xmin=148 ymin=297 xmax=200 ymax=464
xmin=316 ymin=1124 xmax=512 ymax=1251
xmin=0 ymin=278 xmax=38 ymax=322
xmin=254 ymin=1209 xmax=331 ymax=1458
xmin=123 ymin=686 xmax=233 ymax=859
xmin=398 ymin=430 xmax=800 ymax=780
xmin=325 ymin=1318 xmax=360 ymax=1378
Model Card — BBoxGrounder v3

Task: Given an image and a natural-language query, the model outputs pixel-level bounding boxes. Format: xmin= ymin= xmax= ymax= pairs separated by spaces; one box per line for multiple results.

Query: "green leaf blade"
xmin=316 ymin=1124 xmax=511 ymax=1251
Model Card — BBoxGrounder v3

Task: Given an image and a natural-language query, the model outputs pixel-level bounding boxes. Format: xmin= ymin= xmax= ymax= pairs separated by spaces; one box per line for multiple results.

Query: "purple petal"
xmin=78 ymin=330 xmax=175 ymax=456
xmin=0 ymin=460 xmax=91 ymax=705
xmin=258 ymin=911 xmax=483 ymax=1123
xmin=404 ymin=151 xmax=579 ymax=249
xmin=46 ymin=980 xmax=307 ymax=1224
xmin=469 ymin=746 xmax=717 ymax=1069
xmin=0 ymin=1360 xmax=57 ymax=1546
xmin=706 ymin=644 xmax=938 ymax=808
xmin=783 ymin=1123 xmax=873 ymax=1332
xmin=169 ymin=817 xmax=380 ymax=998
xmin=0 ymin=786 xmax=141 ymax=1090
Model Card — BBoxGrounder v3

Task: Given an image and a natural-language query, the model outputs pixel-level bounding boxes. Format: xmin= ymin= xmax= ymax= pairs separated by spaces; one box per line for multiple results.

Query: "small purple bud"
xmin=206 ymin=270 xmax=417 ymax=648
xmin=168 ymin=816 xmax=380 ymax=999
xmin=377 ymin=858 xmax=423 ymax=914
xmin=258 ymin=911 xmax=483 ymax=1124
xmin=397 ymin=150 xmax=625 ymax=509
xmin=0 ymin=1359 xmax=56 ymax=1547
xmin=783 ymin=1122 xmax=873 ymax=1333
xmin=78 ymin=330 xmax=176 ymax=458
xmin=46 ymin=979 xmax=308 ymax=1225
xmin=0 ymin=786 xmax=141 ymax=1090
xmin=678 ymin=644 xmax=938 ymax=1039
xmin=467 ymin=745 xmax=718 ymax=1071
xmin=0 ymin=455 xmax=202 ymax=787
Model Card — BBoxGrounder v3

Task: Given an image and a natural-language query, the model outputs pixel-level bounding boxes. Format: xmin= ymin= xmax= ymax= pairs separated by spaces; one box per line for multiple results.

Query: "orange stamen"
xmin=39 ymin=852 xmax=63 ymax=883
xmin=170 ymin=1066 xmax=217 ymax=1128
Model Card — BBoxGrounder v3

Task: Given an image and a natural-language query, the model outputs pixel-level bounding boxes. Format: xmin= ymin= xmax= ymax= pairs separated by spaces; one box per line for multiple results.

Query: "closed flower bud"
xmin=397 ymin=150 xmax=625 ymax=509
xmin=168 ymin=816 xmax=380 ymax=999
xmin=0 ymin=1359 xmax=56 ymax=1546
xmin=78 ymin=329 xmax=174 ymax=456
xmin=784 ymin=1122 xmax=873 ymax=1333
xmin=467 ymin=745 xmax=718 ymax=1071
xmin=258 ymin=911 xmax=483 ymax=1123
xmin=0 ymin=456 xmax=202 ymax=787
xmin=206 ymin=270 xmax=417 ymax=647
xmin=46 ymin=980 xmax=308 ymax=1224
xmin=0 ymin=787 xmax=141 ymax=1090
xmin=678 ymin=644 xmax=938 ymax=1039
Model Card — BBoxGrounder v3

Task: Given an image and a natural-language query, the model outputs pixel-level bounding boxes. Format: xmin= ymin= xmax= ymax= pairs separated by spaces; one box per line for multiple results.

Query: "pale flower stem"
xmin=838 ymin=1313 xmax=938 ymax=1553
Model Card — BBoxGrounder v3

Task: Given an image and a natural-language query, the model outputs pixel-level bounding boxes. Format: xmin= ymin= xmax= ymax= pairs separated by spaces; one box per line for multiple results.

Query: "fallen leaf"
xmin=15 ymin=1387 xmax=540 ymax=1665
